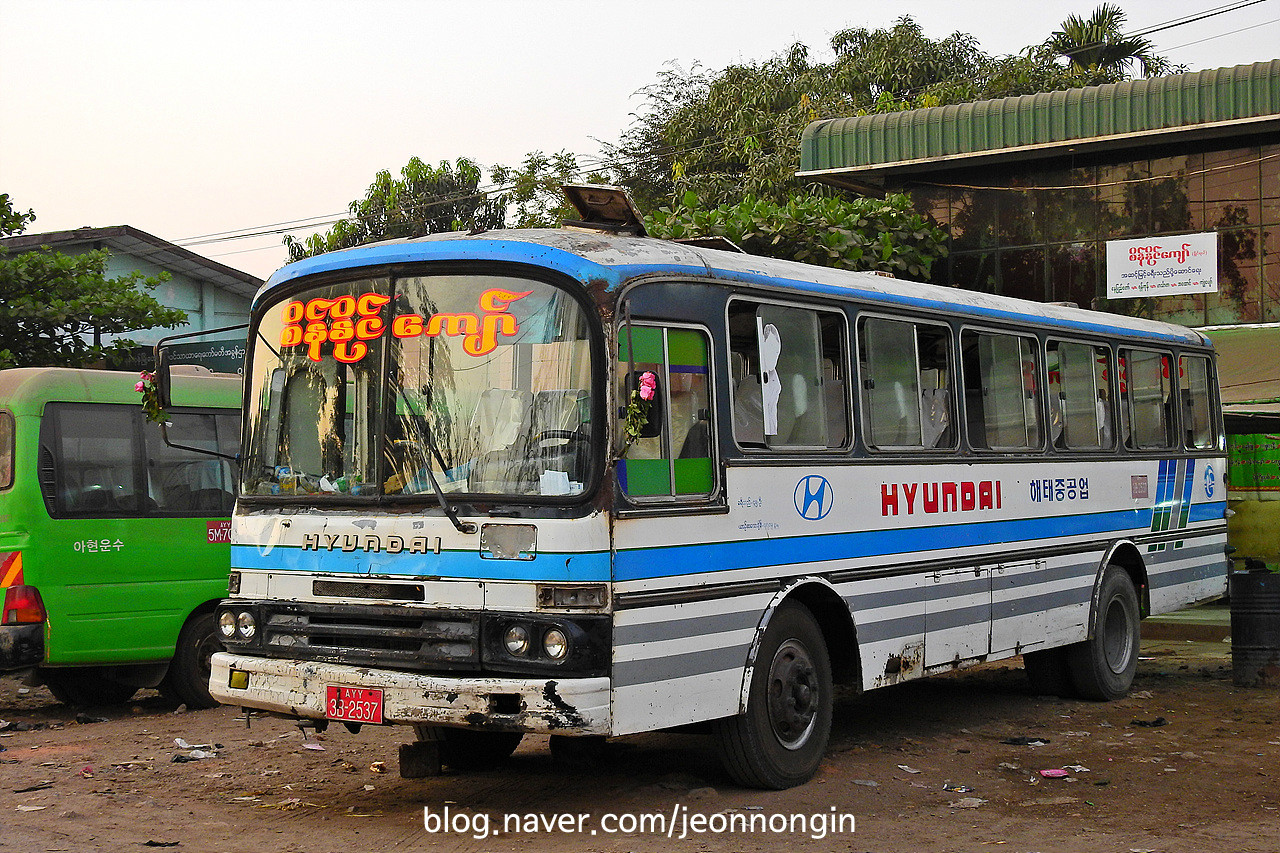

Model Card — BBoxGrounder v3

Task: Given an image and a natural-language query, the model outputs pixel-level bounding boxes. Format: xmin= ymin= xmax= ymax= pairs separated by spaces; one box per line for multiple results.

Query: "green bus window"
xmin=145 ymin=412 xmax=235 ymax=513
xmin=0 ymin=411 xmax=12 ymax=490
xmin=617 ymin=325 xmax=713 ymax=499
xmin=1180 ymin=356 xmax=1216 ymax=449
xmin=46 ymin=404 xmax=140 ymax=515
xmin=962 ymin=331 xmax=1042 ymax=450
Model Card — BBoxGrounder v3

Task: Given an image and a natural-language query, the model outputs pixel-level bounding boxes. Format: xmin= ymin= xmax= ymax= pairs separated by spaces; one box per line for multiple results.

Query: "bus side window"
xmin=961 ymin=330 xmax=1042 ymax=450
xmin=1179 ymin=355 xmax=1216 ymax=449
xmin=145 ymin=412 xmax=237 ymax=514
xmin=859 ymin=317 xmax=954 ymax=450
xmin=1122 ymin=348 xmax=1174 ymax=450
xmin=0 ymin=411 xmax=12 ymax=491
xmin=1047 ymin=341 xmax=1113 ymax=450
xmin=617 ymin=324 xmax=714 ymax=500
xmin=43 ymin=403 xmax=140 ymax=515
xmin=728 ymin=301 xmax=848 ymax=450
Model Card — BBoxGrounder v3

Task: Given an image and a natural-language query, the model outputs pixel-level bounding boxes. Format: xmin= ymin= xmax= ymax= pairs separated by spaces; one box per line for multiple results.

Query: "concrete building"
xmin=799 ymin=60 xmax=1279 ymax=327
xmin=0 ymin=225 xmax=259 ymax=371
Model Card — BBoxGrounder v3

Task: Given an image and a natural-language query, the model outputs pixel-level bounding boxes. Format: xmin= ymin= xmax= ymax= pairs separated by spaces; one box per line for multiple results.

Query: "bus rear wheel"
xmin=1067 ymin=565 xmax=1141 ymax=700
xmin=713 ymin=601 xmax=832 ymax=789
xmin=160 ymin=612 xmax=223 ymax=709
xmin=42 ymin=668 xmax=138 ymax=707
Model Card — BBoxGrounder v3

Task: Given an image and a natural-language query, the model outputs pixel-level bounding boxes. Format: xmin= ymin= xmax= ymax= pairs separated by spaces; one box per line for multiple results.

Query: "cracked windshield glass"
xmin=243 ymin=274 xmax=595 ymax=499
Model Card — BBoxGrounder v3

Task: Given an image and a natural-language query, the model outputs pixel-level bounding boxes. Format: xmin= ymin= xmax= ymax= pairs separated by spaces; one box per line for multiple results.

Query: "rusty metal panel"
xmin=799 ymin=60 xmax=1280 ymax=175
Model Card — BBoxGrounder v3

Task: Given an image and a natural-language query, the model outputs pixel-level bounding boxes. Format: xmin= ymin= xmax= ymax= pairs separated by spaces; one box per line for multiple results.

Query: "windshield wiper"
xmin=413 ymin=429 xmax=477 ymax=535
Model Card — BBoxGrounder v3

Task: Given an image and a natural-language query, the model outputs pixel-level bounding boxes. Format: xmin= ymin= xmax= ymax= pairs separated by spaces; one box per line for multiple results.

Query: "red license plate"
xmin=325 ymin=685 xmax=383 ymax=724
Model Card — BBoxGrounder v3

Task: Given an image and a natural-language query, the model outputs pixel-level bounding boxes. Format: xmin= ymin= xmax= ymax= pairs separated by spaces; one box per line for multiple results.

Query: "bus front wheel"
xmin=1066 ymin=565 xmax=1141 ymax=700
xmin=430 ymin=728 xmax=524 ymax=770
xmin=160 ymin=612 xmax=223 ymax=709
xmin=713 ymin=601 xmax=832 ymax=789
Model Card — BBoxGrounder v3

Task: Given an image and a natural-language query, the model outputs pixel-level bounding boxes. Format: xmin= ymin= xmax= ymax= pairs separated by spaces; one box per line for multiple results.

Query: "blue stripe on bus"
xmin=231 ymin=545 xmax=611 ymax=582
xmin=1189 ymin=501 xmax=1225 ymax=523
xmin=261 ymin=238 xmax=1199 ymax=347
xmin=614 ymin=505 xmax=1226 ymax=581
xmin=1178 ymin=460 xmax=1196 ymax=529
xmin=257 ymin=240 xmax=645 ymax=304
xmin=232 ymin=504 xmax=1227 ymax=584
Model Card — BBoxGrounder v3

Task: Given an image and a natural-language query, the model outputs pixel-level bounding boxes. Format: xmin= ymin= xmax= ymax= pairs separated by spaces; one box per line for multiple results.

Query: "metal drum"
xmin=1230 ymin=570 xmax=1280 ymax=688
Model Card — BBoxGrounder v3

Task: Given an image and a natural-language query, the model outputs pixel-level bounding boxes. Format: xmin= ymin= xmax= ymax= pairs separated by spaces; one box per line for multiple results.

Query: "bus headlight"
xmin=504 ymin=624 xmax=531 ymax=656
xmin=237 ymin=611 xmax=257 ymax=640
xmin=218 ymin=610 xmax=237 ymax=639
xmin=543 ymin=628 xmax=569 ymax=661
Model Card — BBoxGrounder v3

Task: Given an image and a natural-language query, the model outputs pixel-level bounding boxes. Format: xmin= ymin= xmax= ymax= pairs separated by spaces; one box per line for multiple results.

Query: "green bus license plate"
xmin=325 ymin=686 xmax=383 ymax=724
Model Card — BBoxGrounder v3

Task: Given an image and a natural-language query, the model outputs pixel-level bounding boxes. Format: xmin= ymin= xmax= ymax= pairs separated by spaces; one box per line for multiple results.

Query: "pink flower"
xmin=135 ymin=381 xmax=146 ymax=392
xmin=638 ymin=371 xmax=657 ymax=402
xmin=139 ymin=371 xmax=153 ymax=381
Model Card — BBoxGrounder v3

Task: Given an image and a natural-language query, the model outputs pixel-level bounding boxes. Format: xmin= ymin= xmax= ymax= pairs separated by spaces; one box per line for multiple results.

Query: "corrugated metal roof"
xmin=799 ymin=60 xmax=1280 ymax=189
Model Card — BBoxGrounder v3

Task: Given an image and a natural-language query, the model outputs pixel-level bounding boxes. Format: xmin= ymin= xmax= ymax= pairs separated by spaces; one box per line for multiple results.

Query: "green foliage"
xmin=0 ymin=193 xmax=35 ymax=237
xmin=646 ymin=192 xmax=947 ymax=279
xmin=606 ymin=15 xmax=1179 ymax=211
xmin=1043 ymin=4 xmax=1181 ymax=83
xmin=0 ymin=195 xmax=186 ymax=370
xmin=490 ymin=150 xmax=610 ymax=229
xmin=284 ymin=157 xmax=506 ymax=261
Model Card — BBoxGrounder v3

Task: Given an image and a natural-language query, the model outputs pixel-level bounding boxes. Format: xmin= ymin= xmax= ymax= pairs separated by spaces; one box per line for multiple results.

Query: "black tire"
xmin=713 ymin=601 xmax=832 ymax=789
xmin=1066 ymin=565 xmax=1141 ymax=700
xmin=160 ymin=612 xmax=223 ymax=709
xmin=42 ymin=668 xmax=138 ymax=706
xmin=434 ymin=728 xmax=524 ymax=770
xmin=549 ymin=734 xmax=609 ymax=770
xmin=1023 ymin=646 xmax=1074 ymax=697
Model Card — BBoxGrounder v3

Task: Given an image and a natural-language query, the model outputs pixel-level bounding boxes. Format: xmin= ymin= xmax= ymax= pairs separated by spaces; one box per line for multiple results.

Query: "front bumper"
xmin=209 ymin=652 xmax=611 ymax=735
xmin=0 ymin=624 xmax=43 ymax=670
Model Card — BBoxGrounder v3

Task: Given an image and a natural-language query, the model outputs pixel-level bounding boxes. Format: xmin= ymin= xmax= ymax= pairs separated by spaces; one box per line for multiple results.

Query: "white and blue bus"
xmin=205 ymin=197 xmax=1226 ymax=789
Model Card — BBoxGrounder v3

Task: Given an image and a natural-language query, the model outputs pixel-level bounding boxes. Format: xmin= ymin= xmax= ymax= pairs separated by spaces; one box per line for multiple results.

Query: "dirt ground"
xmin=2 ymin=639 xmax=1277 ymax=853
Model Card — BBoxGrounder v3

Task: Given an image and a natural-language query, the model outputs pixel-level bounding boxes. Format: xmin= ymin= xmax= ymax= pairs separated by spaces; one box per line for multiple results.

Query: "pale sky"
xmin=2 ymin=0 xmax=1278 ymax=281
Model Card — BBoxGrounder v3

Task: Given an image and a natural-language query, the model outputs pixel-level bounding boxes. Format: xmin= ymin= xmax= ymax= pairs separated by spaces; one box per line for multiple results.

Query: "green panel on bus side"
xmin=673 ymin=457 xmax=714 ymax=495
xmin=666 ymin=329 xmax=708 ymax=367
xmin=617 ymin=326 xmax=665 ymax=363
xmin=619 ymin=458 xmax=671 ymax=496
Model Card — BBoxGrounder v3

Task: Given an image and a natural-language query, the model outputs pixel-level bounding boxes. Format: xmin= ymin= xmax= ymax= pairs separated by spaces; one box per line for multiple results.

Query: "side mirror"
xmin=154 ymin=343 xmax=173 ymax=409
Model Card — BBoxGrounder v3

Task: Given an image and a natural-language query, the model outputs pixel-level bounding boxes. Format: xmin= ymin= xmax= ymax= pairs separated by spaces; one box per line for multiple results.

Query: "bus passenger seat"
xmin=922 ymin=387 xmax=950 ymax=447
xmin=472 ymin=389 xmax=531 ymax=454
xmin=733 ymin=374 xmax=766 ymax=445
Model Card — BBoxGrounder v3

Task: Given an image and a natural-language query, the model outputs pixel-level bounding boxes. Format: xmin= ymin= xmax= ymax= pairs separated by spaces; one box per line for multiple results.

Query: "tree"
xmin=490 ymin=150 xmax=612 ymax=229
xmin=606 ymin=15 xmax=1178 ymax=213
xmin=646 ymin=191 xmax=947 ymax=279
xmin=284 ymin=157 xmax=506 ymax=261
xmin=1043 ymin=4 xmax=1179 ymax=84
xmin=0 ymin=194 xmax=186 ymax=369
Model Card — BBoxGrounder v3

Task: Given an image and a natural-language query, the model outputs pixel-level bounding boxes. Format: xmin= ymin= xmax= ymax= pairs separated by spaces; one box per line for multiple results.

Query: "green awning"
xmin=799 ymin=60 xmax=1280 ymax=192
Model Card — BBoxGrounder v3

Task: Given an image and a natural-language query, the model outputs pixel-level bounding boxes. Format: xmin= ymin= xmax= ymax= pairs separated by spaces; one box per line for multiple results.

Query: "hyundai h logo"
xmin=794 ymin=475 xmax=834 ymax=521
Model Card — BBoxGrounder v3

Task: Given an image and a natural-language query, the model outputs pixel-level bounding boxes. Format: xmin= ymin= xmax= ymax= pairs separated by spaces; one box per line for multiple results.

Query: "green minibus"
xmin=0 ymin=367 xmax=239 ymax=707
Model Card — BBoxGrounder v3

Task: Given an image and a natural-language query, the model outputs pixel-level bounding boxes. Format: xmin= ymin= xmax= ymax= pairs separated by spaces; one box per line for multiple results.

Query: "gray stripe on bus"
xmin=614 ymin=609 xmax=761 ymax=646
xmin=612 ymin=644 xmax=748 ymax=688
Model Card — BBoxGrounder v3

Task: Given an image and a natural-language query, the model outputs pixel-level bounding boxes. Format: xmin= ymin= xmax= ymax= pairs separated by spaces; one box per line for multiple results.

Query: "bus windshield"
xmin=242 ymin=273 xmax=596 ymax=500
